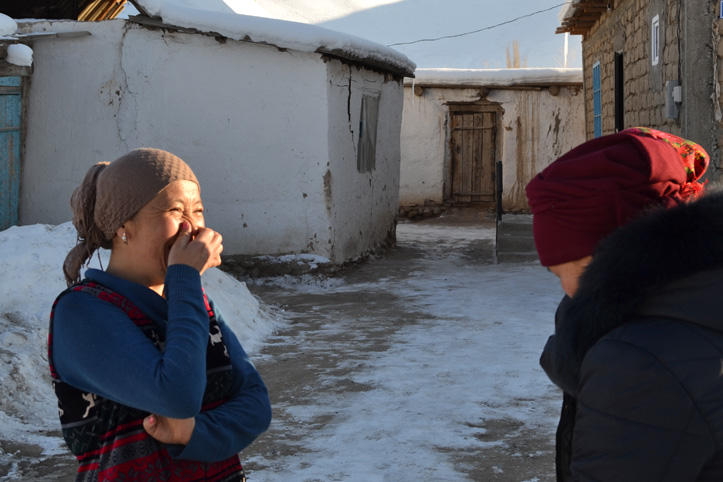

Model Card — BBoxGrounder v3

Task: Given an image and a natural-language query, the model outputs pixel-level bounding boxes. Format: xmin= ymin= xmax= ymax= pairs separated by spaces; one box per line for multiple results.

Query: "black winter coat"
xmin=541 ymin=192 xmax=723 ymax=481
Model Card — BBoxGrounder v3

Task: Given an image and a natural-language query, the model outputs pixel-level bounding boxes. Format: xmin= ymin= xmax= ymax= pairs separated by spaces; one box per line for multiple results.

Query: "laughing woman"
xmin=49 ymin=148 xmax=271 ymax=482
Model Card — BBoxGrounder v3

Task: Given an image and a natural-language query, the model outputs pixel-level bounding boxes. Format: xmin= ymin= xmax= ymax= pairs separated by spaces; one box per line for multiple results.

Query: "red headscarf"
xmin=526 ymin=128 xmax=708 ymax=267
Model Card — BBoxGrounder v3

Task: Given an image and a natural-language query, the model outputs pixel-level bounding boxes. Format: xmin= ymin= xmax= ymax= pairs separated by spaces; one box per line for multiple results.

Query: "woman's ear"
xmin=115 ymin=224 xmax=129 ymax=245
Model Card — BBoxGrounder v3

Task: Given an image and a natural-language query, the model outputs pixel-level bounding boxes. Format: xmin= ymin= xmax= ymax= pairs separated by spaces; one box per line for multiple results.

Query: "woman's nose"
xmin=183 ymin=215 xmax=198 ymax=233
xmin=183 ymin=214 xmax=203 ymax=233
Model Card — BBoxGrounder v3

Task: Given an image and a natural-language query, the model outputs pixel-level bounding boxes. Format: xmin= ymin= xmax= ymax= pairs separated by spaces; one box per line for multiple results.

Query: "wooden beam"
xmin=95 ymin=0 xmax=123 ymax=21
xmin=13 ymin=31 xmax=92 ymax=41
xmin=108 ymin=2 xmax=126 ymax=19
xmin=561 ymin=19 xmax=598 ymax=25
xmin=78 ymin=0 xmax=104 ymax=21
xmin=557 ymin=24 xmax=594 ymax=34
xmin=561 ymin=20 xmax=597 ymax=27
xmin=566 ymin=19 xmax=599 ymax=25
xmin=578 ymin=0 xmax=610 ymax=6
xmin=564 ymin=12 xmax=602 ymax=21
xmin=0 ymin=61 xmax=32 ymax=77
xmin=127 ymin=0 xmax=150 ymax=17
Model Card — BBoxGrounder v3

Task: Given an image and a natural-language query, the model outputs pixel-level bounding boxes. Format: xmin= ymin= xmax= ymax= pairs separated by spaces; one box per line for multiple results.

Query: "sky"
xmin=121 ymin=0 xmax=582 ymax=69
xmin=0 ymin=221 xmax=564 ymax=480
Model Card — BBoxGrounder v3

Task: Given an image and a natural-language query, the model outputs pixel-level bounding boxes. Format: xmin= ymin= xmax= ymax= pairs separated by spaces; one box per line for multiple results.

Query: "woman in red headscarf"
xmin=526 ymin=128 xmax=723 ymax=481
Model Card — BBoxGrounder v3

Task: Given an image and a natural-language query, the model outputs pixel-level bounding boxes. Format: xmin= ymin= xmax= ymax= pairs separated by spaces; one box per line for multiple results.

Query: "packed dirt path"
xmin=239 ymin=211 xmax=560 ymax=481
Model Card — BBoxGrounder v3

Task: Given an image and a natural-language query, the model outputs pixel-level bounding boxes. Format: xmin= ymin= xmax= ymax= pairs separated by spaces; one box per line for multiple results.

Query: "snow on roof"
xmin=558 ymin=0 xmax=579 ymax=23
xmin=0 ymin=13 xmax=17 ymax=36
xmin=0 ymin=13 xmax=34 ymax=67
xmin=133 ymin=0 xmax=416 ymax=76
xmin=405 ymin=67 xmax=582 ymax=87
xmin=6 ymin=43 xmax=33 ymax=66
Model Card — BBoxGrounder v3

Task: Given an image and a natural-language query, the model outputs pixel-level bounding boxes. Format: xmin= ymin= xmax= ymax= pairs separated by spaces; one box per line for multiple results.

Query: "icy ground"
xmin=240 ymin=217 xmax=564 ymax=481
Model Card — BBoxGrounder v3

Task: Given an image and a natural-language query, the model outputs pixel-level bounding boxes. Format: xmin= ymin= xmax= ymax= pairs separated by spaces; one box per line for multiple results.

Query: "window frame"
xmin=356 ymin=94 xmax=380 ymax=173
xmin=592 ymin=61 xmax=602 ymax=138
xmin=651 ymin=15 xmax=660 ymax=66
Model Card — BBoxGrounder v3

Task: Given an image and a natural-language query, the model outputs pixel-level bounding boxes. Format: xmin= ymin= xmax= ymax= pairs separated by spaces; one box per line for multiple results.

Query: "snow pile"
xmin=0 ymin=222 xmax=278 ymax=453
xmin=134 ymin=0 xmax=415 ymax=74
xmin=200 ymin=268 xmax=278 ymax=354
xmin=255 ymin=253 xmax=330 ymax=269
xmin=139 ymin=0 xmax=272 ymax=17
xmin=222 ymin=0 xmax=272 ymax=17
xmin=0 ymin=13 xmax=33 ymax=67
xmin=6 ymin=44 xmax=33 ymax=67
xmin=558 ymin=0 xmax=580 ymax=23
xmin=0 ymin=13 xmax=17 ymax=36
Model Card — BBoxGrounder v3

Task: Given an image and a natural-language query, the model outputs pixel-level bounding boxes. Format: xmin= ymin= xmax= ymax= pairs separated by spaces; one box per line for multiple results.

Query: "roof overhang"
xmin=557 ymin=0 xmax=614 ymax=37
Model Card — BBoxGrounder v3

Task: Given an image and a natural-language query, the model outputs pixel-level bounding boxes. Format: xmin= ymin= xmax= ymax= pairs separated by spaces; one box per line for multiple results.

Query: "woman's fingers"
xmin=168 ymin=225 xmax=223 ymax=273
xmin=173 ymin=222 xmax=193 ymax=248
xmin=193 ymin=228 xmax=223 ymax=274
xmin=143 ymin=414 xmax=195 ymax=445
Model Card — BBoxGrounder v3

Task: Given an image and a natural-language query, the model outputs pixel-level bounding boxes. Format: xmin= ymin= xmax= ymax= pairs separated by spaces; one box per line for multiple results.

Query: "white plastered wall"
xmin=399 ymin=84 xmax=585 ymax=212
xmin=399 ymin=87 xmax=448 ymax=206
xmin=325 ymin=62 xmax=403 ymax=262
xmin=19 ymin=19 xmax=403 ymax=261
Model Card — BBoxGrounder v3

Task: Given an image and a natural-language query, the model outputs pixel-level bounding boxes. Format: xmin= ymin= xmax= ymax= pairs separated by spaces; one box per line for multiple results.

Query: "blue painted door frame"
xmin=0 ymin=76 xmax=21 ymax=230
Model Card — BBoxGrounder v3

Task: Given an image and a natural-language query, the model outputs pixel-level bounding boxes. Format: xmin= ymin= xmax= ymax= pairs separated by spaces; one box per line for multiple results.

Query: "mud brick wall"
xmin=581 ymin=0 xmax=682 ymax=139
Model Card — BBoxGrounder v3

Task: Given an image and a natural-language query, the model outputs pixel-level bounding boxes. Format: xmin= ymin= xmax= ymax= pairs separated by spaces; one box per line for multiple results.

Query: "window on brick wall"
xmin=593 ymin=61 xmax=602 ymax=138
xmin=651 ymin=15 xmax=660 ymax=66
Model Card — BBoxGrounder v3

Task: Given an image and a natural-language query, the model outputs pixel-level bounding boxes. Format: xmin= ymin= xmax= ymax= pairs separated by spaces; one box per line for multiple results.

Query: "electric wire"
xmin=387 ymin=2 xmax=577 ymax=47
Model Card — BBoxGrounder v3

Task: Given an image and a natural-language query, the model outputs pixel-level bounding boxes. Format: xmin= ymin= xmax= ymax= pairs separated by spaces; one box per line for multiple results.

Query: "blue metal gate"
xmin=0 ymin=76 xmax=21 ymax=230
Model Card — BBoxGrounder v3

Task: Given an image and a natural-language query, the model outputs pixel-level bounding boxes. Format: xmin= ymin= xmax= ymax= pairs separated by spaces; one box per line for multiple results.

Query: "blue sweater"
xmin=51 ymin=265 xmax=271 ymax=461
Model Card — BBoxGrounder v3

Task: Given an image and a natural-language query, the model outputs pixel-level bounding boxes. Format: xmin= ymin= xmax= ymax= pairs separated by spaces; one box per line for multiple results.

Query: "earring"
xmin=122 ymin=233 xmax=128 ymax=244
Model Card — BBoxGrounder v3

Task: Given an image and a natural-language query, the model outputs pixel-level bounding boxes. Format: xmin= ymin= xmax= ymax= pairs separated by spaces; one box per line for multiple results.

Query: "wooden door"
xmin=0 ymin=77 xmax=21 ymax=230
xmin=449 ymin=108 xmax=497 ymax=204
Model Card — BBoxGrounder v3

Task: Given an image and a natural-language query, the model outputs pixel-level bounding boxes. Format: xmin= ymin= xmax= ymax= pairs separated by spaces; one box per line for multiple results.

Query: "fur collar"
xmin=541 ymin=192 xmax=723 ymax=396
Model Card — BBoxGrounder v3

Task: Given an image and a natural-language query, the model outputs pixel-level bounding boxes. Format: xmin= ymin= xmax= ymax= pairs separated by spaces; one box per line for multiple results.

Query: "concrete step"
xmin=496 ymin=251 xmax=540 ymax=263
xmin=496 ymin=234 xmax=536 ymax=253
xmin=496 ymin=214 xmax=537 ymax=263
xmin=497 ymin=214 xmax=534 ymax=236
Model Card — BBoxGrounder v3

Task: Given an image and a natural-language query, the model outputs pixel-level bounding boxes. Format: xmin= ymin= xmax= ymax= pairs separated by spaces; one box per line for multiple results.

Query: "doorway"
xmin=447 ymin=104 xmax=499 ymax=205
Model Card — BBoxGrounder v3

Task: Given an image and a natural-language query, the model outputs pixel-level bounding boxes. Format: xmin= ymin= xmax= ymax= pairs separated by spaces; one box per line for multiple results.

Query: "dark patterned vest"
xmin=48 ymin=280 xmax=246 ymax=482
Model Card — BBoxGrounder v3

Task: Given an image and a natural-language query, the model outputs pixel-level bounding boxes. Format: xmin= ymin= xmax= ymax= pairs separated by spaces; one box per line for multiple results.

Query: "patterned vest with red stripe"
xmin=48 ymin=280 xmax=246 ymax=482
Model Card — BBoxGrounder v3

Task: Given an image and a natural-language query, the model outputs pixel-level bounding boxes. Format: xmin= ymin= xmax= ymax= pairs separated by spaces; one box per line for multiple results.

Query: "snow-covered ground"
xmin=121 ymin=0 xmax=581 ymax=69
xmin=0 ymin=220 xmax=564 ymax=480
xmin=243 ymin=221 xmax=563 ymax=480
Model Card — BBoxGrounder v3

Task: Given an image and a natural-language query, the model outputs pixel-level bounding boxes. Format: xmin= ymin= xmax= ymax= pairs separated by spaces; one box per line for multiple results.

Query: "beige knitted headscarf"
xmin=63 ymin=148 xmax=199 ymax=286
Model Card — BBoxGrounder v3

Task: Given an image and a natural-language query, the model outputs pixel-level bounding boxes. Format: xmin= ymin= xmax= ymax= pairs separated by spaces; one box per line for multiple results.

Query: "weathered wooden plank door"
xmin=0 ymin=77 xmax=21 ymax=230
xmin=449 ymin=108 xmax=497 ymax=204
